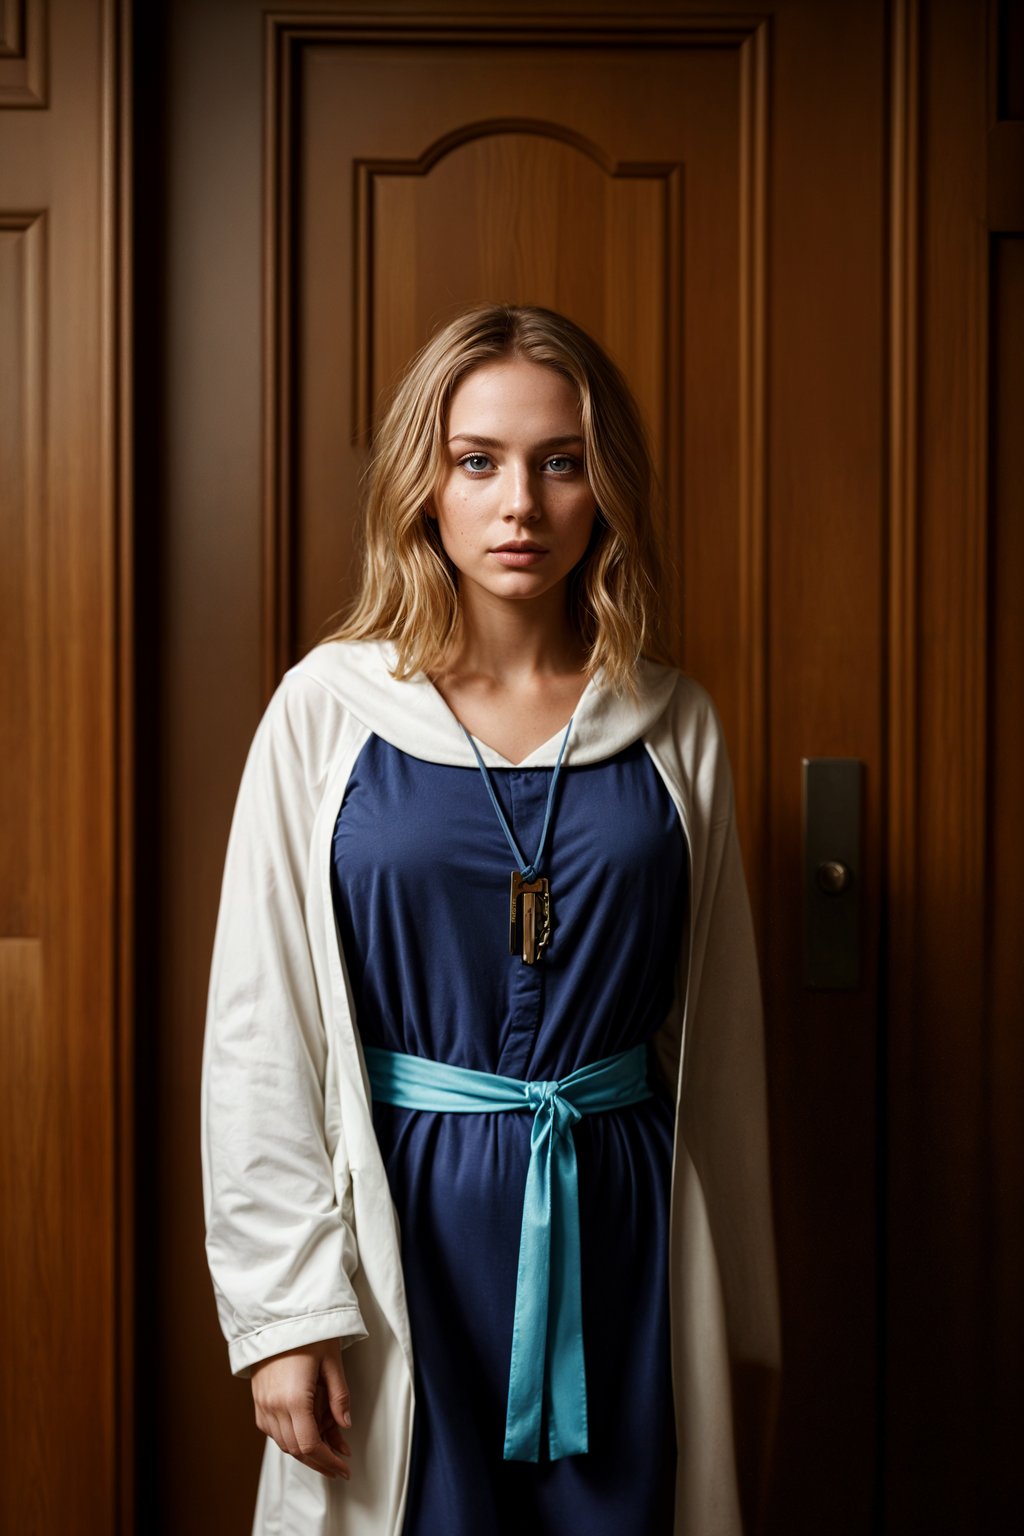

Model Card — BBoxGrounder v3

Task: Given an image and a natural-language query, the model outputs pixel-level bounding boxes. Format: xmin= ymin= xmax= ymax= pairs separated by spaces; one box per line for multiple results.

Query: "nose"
xmin=503 ymin=460 xmax=539 ymax=521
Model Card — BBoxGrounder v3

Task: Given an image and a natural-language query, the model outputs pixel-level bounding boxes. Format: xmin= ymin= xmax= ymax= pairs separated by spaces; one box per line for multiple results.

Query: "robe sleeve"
xmin=200 ymin=674 xmax=368 ymax=1379
xmin=647 ymin=676 xmax=781 ymax=1528
xmin=680 ymin=700 xmax=782 ymax=1521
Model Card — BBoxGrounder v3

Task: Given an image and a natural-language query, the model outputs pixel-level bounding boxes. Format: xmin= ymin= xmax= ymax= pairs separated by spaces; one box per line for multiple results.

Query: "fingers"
xmin=251 ymin=1342 xmax=353 ymax=1482
xmin=286 ymin=1400 xmax=351 ymax=1482
xmin=320 ymin=1345 xmax=353 ymax=1431
xmin=322 ymin=1415 xmax=353 ymax=1460
xmin=258 ymin=1401 xmax=351 ymax=1482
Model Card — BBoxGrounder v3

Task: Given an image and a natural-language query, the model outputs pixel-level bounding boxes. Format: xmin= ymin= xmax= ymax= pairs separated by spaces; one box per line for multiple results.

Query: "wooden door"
xmin=0 ymin=0 xmax=132 ymax=1530
xmin=287 ymin=18 xmax=880 ymax=1525
xmin=140 ymin=2 xmax=1022 ymax=1533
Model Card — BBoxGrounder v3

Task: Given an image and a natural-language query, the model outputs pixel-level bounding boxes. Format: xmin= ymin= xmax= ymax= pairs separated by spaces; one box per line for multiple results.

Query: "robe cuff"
xmin=227 ymin=1305 xmax=369 ymax=1378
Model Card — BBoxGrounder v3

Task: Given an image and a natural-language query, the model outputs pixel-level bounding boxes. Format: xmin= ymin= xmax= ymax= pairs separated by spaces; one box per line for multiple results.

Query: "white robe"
xmin=200 ymin=638 xmax=781 ymax=1535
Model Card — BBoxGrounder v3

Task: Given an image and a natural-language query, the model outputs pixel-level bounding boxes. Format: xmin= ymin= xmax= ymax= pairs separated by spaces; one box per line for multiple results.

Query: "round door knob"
xmin=816 ymin=860 xmax=852 ymax=895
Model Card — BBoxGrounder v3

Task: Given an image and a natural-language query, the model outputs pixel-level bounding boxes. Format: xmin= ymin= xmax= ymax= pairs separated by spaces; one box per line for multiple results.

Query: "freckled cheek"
xmin=437 ymin=505 xmax=485 ymax=558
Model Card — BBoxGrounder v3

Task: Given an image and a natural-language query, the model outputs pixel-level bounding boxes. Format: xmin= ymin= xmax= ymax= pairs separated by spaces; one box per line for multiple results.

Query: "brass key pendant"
xmin=457 ymin=714 xmax=573 ymax=968
xmin=509 ymin=870 xmax=552 ymax=965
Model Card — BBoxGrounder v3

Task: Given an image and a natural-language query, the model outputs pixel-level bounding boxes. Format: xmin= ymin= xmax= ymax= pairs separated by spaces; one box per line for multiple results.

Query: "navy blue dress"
xmin=330 ymin=730 xmax=687 ymax=1535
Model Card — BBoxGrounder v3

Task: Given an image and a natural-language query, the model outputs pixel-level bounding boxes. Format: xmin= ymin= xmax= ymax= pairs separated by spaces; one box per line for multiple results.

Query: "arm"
xmin=200 ymin=673 xmax=368 ymax=1381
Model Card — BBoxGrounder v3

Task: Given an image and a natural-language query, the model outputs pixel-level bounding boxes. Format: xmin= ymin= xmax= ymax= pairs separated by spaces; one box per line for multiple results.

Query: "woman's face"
xmin=428 ymin=358 xmax=598 ymax=613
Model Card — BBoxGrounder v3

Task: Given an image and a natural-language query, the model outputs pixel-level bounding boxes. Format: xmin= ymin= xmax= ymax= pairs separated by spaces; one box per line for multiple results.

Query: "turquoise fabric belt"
xmin=362 ymin=1042 xmax=653 ymax=1463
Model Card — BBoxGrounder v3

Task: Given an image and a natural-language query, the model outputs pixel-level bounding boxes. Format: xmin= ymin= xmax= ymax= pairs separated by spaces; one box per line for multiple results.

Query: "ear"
xmin=422 ymin=501 xmax=437 ymax=521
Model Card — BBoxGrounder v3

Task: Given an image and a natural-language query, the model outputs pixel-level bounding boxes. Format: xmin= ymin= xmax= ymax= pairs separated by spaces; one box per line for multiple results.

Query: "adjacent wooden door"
xmin=137 ymin=2 xmax=1021 ymax=1533
xmin=0 ymin=0 xmax=131 ymax=1529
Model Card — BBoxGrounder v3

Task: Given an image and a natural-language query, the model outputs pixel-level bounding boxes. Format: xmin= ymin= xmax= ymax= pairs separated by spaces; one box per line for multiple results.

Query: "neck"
xmin=442 ymin=583 xmax=586 ymax=683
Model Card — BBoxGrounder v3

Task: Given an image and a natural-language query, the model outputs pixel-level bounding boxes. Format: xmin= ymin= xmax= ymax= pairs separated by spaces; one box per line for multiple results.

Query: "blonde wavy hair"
xmin=319 ymin=303 xmax=671 ymax=694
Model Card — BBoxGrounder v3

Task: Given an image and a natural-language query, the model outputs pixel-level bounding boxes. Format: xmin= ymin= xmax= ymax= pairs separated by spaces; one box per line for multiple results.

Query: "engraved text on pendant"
xmin=508 ymin=871 xmax=552 ymax=965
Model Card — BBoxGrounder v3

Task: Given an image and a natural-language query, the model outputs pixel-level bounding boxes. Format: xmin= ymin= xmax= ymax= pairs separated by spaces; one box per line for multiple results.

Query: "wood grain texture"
xmin=736 ymin=19 xmax=770 ymax=933
xmin=0 ymin=214 xmax=45 ymax=939
xmin=0 ymin=0 xmax=47 ymax=106
xmin=886 ymin=0 xmax=921 ymax=1031
xmin=759 ymin=2 xmax=886 ymax=1526
xmin=985 ymin=230 xmax=1024 ymax=1530
xmin=884 ymin=0 xmax=991 ymax=1528
xmin=883 ymin=9 xmax=921 ymax=1513
xmin=351 ymin=122 xmax=680 ymax=454
xmin=0 ymin=0 xmax=128 ymax=1528
xmin=108 ymin=0 xmax=135 ymax=1524
xmin=0 ymin=939 xmax=62 ymax=1534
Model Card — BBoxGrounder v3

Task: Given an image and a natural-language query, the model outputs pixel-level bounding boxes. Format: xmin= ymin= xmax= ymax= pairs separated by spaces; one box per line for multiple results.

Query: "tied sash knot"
xmin=362 ymin=1043 xmax=653 ymax=1462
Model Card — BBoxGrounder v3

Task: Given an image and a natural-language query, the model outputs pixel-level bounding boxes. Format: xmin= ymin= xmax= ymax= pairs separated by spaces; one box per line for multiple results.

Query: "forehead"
xmin=446 ymin=358 xmax=582 ymax=436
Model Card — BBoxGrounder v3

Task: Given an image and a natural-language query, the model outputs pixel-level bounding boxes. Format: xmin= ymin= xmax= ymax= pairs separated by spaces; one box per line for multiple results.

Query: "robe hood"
xmin=297 ymin=638 xmax=679 ymax=767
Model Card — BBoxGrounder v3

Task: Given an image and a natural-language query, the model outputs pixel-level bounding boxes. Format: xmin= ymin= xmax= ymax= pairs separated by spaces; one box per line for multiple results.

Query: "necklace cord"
xmin=459 ymin=716 xmax=574 ymax=881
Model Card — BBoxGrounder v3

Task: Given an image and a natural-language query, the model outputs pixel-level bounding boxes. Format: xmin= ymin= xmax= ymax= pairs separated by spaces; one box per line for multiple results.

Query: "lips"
xmin=489 ymin=542 xmax=550 ymax=568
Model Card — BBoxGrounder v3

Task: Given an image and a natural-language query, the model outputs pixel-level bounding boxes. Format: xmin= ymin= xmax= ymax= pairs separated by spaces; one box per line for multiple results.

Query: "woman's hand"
xmin=250 ymin=1339 xmax=353 ymax=1481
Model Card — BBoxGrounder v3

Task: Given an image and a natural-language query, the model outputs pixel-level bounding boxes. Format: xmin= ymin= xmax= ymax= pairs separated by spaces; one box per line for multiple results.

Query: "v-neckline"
xmin=422 ymin=669 xmax=599 ymax=768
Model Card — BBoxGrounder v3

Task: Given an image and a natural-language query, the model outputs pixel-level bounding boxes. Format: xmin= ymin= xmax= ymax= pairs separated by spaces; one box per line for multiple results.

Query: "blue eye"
xmin=459 ymin=453 xmax=492 ymax=474
xmin=545 ymin=456 xmax=579 ymax=474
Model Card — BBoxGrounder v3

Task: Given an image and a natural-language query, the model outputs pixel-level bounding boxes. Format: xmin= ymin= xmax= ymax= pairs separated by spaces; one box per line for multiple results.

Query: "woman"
xmin=201 ymin=304 xmax=780 ymax=1536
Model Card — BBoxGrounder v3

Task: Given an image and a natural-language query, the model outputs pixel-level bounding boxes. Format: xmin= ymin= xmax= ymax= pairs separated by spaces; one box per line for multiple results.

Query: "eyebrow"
xmin=447 ymin=433 xmax=584 ymax=449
